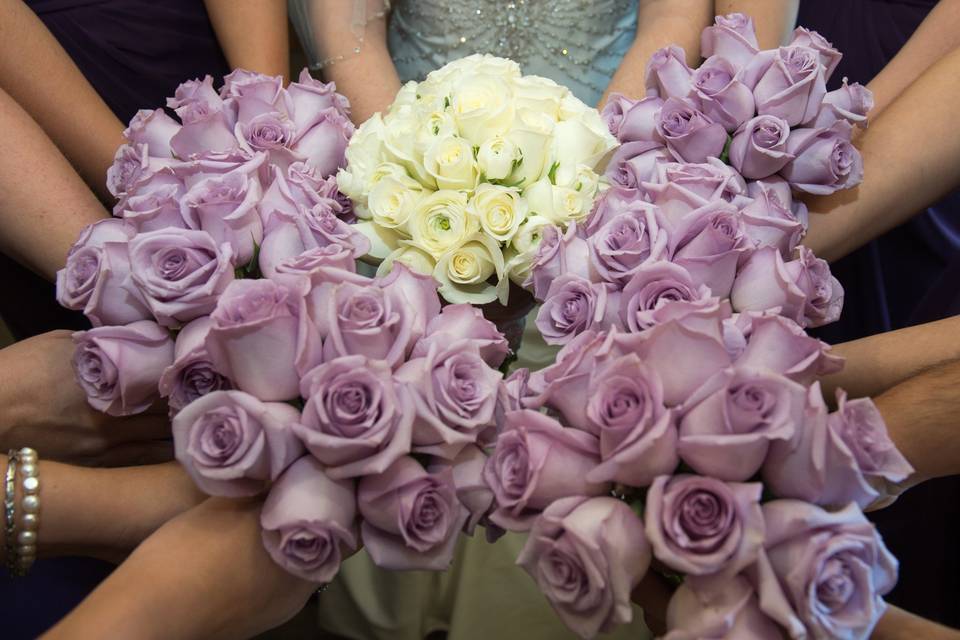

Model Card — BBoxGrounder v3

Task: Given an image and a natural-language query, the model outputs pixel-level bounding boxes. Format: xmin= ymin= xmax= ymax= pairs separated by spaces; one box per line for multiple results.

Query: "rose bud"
xmin=692 ymin=55 xmax=756 ymax=132
xmin=790 ymin=27 xmax=843 ymax=81
xmin=656 ymin=98 xmax=728 ymax=164
xmin=291 ymin=107 xmax=354 ymax=178
xmin=358 ymin=456 xmax=468 ymax=571
xmin=602 ymin=94 xmax=664 ymax=143
xmin=744 ymin=46 xmax=827 ymax=127
xmin=759 ymin=500 xmax=898 ymax=639
xmin=261 ymin=456 xmax=358 ymax=583
xmin=733 ymin=313 xmax=844 ymax=385
xmin=526 ymin=223 xmax=594 ymax=301
xmin=158 ymin=316 xmax=232 ymax=414
xmin=206 ymin=277 xmax=321 ymax=401
xmin=172 ymin=390 xmax=303 ymax=497
xmin=780 ymin=121 xmax=864 ymax=195
xmin=664 ymin=574 xmax=784 ymax=640
xmin=535 ymin=275 xmax=617 ymax=345
xmin=645 ymin=475 xmax=764 ymax=577
xmin=584 ymin=354 xmax=678 ymax=488
xmin=117 ymin=183 xmax=189 ymax=233
xmin=517 ymin=496 xmax=652 ymax=639
xmin=274 ymin=244 xmax=358 ymax=278
xmin=813 ymin=78 xmax=874 ymax=129
xmin=740 ymin=179 xmax=806 ymax=255
xmin=123 ymin=108 xmax=181 ymax=158
xmin=72 ymin=320 xmax=174 ymax=416
xmin=394 ymin=340 xmax=502 ymax=459
xmin=169 ymin=96 xmax=238 ymax=159
xmin=259 ymin=202 xmax=369 ymax=279
xmin=645 ymin=45 xmax=694 ymax=100
xmin=484 ymin=410 xmax=609 ymax=531
xmin=678 ymin=367 xmax=806 ymax=481
xmin=700 ymin=14 xmax=760 ymax=72
xmin=295 ymin=356 xmax=414 ymax=479
xmin=411 ymin=303 xmax=508 ymax=368
xmin=729 ymin=115 xmax=794 ymax=179
xmin=128 ymin=228 xmax=235 ymax=327
xmin=604 ymin=140 xmax=672 ymax=192
xmin=669 ymin=201 xmax=752 ymax=298
xmin=429 ymin=444 xmax=495 ymax=535
xmin=287 ymin=69 xmax=351 ymax=132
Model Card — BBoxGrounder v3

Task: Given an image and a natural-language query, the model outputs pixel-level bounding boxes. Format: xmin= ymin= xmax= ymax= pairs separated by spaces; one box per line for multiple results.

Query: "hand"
xmin=0 ymin=330 xmax=173 ymax=466
xmin=43 ymin=498 xmax=317 ymax=640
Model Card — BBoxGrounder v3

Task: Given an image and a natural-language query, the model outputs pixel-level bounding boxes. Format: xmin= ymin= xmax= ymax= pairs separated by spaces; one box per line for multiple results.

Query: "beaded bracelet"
xmin=16 ymin=448 xmax=39 ymax=577
xmin=315 ymin=1 xmax=391 ymax=69
xmin=3 ymin=450 xmax=17 ymax=575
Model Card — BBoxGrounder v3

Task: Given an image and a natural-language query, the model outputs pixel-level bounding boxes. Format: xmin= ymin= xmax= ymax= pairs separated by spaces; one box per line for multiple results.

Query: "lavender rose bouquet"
xmin=56 ymin=15 xmax=915 ymax=640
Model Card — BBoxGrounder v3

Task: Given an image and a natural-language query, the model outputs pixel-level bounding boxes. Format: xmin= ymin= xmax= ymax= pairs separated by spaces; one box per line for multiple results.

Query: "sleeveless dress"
xmin=293 ymin=2 xmax=651 ymax=638
xmin=0 ymin=3 xmax=229 ymax=638
xmin=798 ymin=0 xmax=960 ymax=628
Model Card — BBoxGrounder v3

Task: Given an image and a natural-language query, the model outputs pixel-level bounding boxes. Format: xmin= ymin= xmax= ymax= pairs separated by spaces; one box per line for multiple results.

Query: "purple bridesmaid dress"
xmin=799 ymin=0 xmax=960 ymax=628
xmin=0 ymin=2 xmax=228 ymax=637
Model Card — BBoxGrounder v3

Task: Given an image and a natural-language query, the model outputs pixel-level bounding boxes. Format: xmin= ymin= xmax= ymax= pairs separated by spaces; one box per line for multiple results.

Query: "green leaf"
xmin=443 ymin=96 xmax=451 ymax=109
xmin=547 ymin=161 xmax=560 ymax=185
xmin=719 ymin=135 xmax=733 ymax=165
xmin=235 ymin=239 xmax=262 ymax=280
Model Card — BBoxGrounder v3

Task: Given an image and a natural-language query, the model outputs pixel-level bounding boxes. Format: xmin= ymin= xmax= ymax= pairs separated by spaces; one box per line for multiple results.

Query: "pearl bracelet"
xmin=3 ymin=448 xmax=39 ymax=577
xmin=16 ymin=448 xmax=39 ymax=576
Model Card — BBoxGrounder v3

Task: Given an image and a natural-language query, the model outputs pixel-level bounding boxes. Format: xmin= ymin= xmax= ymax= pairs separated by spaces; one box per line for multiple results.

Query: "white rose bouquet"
xmin=337 ymin=54 xmax=617 ymax=304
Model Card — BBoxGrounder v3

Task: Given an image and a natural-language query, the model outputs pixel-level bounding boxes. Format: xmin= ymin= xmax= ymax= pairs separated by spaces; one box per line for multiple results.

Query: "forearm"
xmin=874 ymin=358 xmax=960 ymax=484
xmin=0 ymin=458 xmax=201 ymax=564
xmin=867 ymin=1 xmax=960 ymax=117
xmin=873 ymin=605 xmax=960 ymax=640
xmin=0 ymin=1 xmax=123 ymax=202
xmin=0 ymin=89 xmax=109 ymax=280
xmin=714 ymin=0 xmax=798 ymax=49
xmin=803 ymin=46 xmax=960 ymax=263
xmin=820 ymin=315 xmax=960 ymax=400
xmin=204 ymin=0 xmax=289 ymax=79
xmin=602 ymin=0 xmax=713 ymax=104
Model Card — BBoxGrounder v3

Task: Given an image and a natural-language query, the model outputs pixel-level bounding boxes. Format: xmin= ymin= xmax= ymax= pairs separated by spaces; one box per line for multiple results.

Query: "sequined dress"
xmin=290 ymin=2 xmax=650 ymax=639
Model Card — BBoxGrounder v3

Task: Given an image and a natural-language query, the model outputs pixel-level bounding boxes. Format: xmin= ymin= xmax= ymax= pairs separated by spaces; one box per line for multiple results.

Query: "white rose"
xmin=512 ymin=75 xmax=569 ymax=120
xmin=383 ymin=106 xmax=435 ymax=188
xmin=376 ymin=242 xmax=437 ymax=279
xmin=408 ymin=190 xmax=478 ymax=256
xmin=504 ymin=127 xmax=552 ymax=188
xmin=522 ymin=178 xmax=591 ymax=224
xmin=450 ymin=73 xmax=515 ymax=145
xmin=468 ymin=184 xmax=527 ymax=243
xmin=433 ymin=234 xmax=507 ymax=305
xmin=504 ymin=246 xmax=536 ymax=287
xmin=552 ymin=118 xmax=617 ymax=172
xmin=522 ymin=177 xmax=557 ymax=220
xmin=477 ymin=136 xmax=521 ymax=181
xmin=510 ymin=214 xmax=555 ymax=255
xmin=515 ymin=108 xmax=557 ymax=136
xmin=554 ymin=164 xmax=601 ymax=200
xmin=424 ymin=134 xmax=479 ymax=191
xmin=387 ymin=81 xmax=420 ymax=116
xmin=427 ymin=54 xmax=521 ymax=87
xmin=368 ymin=174 xmax=427 ymax=230
xmin=353 ymin=220 xmax=403 ymax=261
xmin=559 ymin=93 xmax=615 ymax=146
xmin=338 ymin=113 xmax=388 ymax=208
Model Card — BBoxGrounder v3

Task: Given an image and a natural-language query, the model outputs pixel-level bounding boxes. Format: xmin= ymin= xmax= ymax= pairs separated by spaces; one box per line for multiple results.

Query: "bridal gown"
xmin=291 ymin=2 xmax=652 ymax=638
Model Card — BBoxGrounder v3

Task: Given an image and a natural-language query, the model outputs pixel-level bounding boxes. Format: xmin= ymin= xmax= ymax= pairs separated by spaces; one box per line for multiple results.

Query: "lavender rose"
xmin=206 ymin=278 xmax=320 ymax=401
xmin=664 ymin=575 xmax=784 ymax=640
xmin=117 ymin=183 xmax=188 ymax=233
xmin=394 ymin=340 xmax=502 ymax=459
xmin=275 ymin=244 xmax=358 ymax=277
xmin=583 ymin=354 xmax=678 ymax=487
xmin=619 ymin=261 xmax=715 ymax=332
xmin=536 ymin=275 xmax=616 ymax=345
xmin=645 ymin=45 xmax=694 ymax=100
xmin=72 ymin=320 xmax=174 ymax=416
xmin=790 ymin=27 xmax=843 ymax=81
xmin=180 ymin=155 xmax=266 ymax=264
xmin=291 ymin=107 xmax=354 ymax=178
xmin=813 ymin=79 xmax=874 ymax=129
xmin=287 ymin=69 xmax=351 ymax=133
xmin=656 ymin=98 xmax=728 ymax=164
xmin=259 ymin=202 xmax=369 ymax=278
xmin=731 ymin=246 xmax=844 ymax=328
xmin=484 ymin=410 xmax=609 ymax=531
xmin=261 ymin=456 xmax=358 ymax=583
xmin=237 ymin=111 xmax=296 ymax=155
xmin=692 ymin=55 xmax=756 ymax=132
xmin=734 ymin=313 xmax=844 ymax=385
xmin=760 ymin=500 xmax=898 ymax=639
xmin=172 ymin=390 xmax=303 ymax=497
xmin=433 ymin=444 xmax=495 ymax=535
xmin=745 ymin=46 xmax=827 ymax=126
xmin=170 ymin=99 xmax=238 ymax=159
xmin=646 ymin=475 xmax=765 ymax=577
xmin=128 ymin=228 xmax=235 ymax=327
xmin=764 ymin=385 xmax=913 ymax=510
xmin=678 ymin=367 xmax=805 ymax=481
xmin=123 ymin=108 xmax=181 ymax=158
xmin=780 ymin=121 xmax=864 ymax=195
xmin=295 ymin=356 xmax=414 ymax=479
xmin=526 ymin=223 xmax=594 ymax=301
xmin=729 ymin=115 xmax=794 ymax=179
xmin=516 ymin=496 xmax=651 ymax=639
xmin=644 ymin=159 xmax=749 ymax=224
xmin=700 ymin=13 xmax=760 ymax=72
xmin=670 ymin=200 xmax=751 ymax=298
xmin=604 ymin=140 xmax=672 ymax=192
xmin=158 ymin=316 xmax=232 ymax=414
xmin=740 ymin=179 xmax=806 ymax=254
xmin=411 ymin=303 xmax=509 ymax=368
xmin=56 ymin=219 xmax=151 ymax=327
xmin=602 ymin=94 xmax=663 ymax=143
xmin=358 ymin=456 xmax=467 ymax=571
xmin=588 ymin=203 xmax=668 ymax=284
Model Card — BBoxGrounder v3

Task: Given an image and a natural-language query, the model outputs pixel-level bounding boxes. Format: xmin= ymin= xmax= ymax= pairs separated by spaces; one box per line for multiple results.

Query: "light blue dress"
xmin=290 ymin=3 xmax=648 ymax=638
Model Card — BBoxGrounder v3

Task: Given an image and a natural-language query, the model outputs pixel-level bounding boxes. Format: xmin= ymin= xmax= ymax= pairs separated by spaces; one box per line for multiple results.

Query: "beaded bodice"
xmin=387 ymin=0 xmax=638 ymax=105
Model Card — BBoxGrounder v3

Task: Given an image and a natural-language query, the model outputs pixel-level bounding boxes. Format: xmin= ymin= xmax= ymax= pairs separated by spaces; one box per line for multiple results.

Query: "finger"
xmin=93 ymin=440 xmax=175 ymax=467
